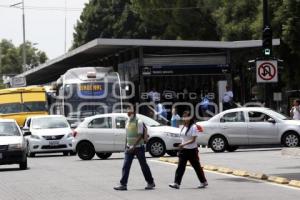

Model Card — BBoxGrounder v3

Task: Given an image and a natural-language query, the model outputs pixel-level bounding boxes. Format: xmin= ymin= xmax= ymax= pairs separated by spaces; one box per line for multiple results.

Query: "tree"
xmin=132 ymin=0 xmax=219 ymax=40
xmin=0 ymin=39 xmax=48 ymax=75
xmin=72 ymin=0 xmax=145 ymax=48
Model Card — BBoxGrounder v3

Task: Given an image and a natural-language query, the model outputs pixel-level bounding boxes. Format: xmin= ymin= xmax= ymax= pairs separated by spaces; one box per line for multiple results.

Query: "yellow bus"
xmin=0 ymin=86 xmax=48 ymax=127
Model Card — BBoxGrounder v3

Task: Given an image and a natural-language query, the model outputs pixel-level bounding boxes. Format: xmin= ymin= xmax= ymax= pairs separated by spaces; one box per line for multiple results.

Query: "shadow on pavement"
xmin=271 ymin=173 xmax=300 ymax=181
xmin=216 ymin=177 xmax=262 ymax=183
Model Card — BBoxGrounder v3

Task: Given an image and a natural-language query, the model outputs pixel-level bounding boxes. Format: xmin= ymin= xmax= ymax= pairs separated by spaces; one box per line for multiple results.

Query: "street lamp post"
xmin=11 ymin=0 xmax=26 ymax=72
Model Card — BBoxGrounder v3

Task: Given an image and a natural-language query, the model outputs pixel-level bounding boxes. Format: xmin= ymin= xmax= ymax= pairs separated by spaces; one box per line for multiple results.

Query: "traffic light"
xmin=262 ymin=26 xmax=272 ymax=57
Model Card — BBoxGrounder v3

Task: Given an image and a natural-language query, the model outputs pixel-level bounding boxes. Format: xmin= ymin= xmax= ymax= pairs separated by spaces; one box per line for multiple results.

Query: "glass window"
xmin=89 ymin=117 xmax=112 ymax=129
xmin=115 ymin=117 xmax=127 ymax=129
xmin=221 ymin=112 xmax=245 ymax=123
xmin=0 ymin=103 xmax=22 ymax=114
xmin=23 ymin=102 xmax=47 ymax=112
xmin=248 ymin=111 xmax=273 ymax=122
xmin=31 ymin=117 xmax=69 ymax=129
xmin=136 ymin=114 xmax=161 ymax=127
xmin=0 ymin=122 xmax=20 ymax=136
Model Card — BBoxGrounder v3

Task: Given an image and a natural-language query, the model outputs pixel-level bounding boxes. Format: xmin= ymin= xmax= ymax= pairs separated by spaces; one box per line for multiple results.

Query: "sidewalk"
xmin=197 ymin=147 xmax=300 ymax=181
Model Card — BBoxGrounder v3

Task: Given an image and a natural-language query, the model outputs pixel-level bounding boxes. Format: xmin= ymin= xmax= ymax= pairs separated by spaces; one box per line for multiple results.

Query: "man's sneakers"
xmin=198 ymin=182 xmax=208 ymax=188
xmin=169 ymin=183 xmax=180 ymax=189
xmin=145 ymin=182 xmax=156 ymax=190
xmin=114 ymin=183 xmax=155 ymax=191
xmin=113 ymin=184 xmax=127 ymax=191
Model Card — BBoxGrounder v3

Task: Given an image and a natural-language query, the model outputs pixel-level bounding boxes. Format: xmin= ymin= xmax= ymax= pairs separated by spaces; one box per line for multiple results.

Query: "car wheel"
xmin=19 ymin=160 xmax=28 ymax=170
xmin=27 ymin=145 xmax=35 ymax=157
xmin=148 ymin=139 xmax=166 ymax=157
xmin=282 ymin=132 xmax=300 ymax=147
xmin=96 ymin=153 xmax=112 ymax=159
xmin=77 ymin=142 xmax=95 ymax=160
xmin=166 ymin=150 xmax=178 ymax=157
xmin=209 ymin=135 xmax=227 ymax=153
xmin=226 ymin=145 xmax=239 ymax=152
xmin=70 ymin=151 xmax=77 ymax=156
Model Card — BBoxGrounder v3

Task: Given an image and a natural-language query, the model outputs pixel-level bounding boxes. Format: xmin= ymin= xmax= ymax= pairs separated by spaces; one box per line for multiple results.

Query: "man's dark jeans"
xmin=120 ymin=146 xmax=154 ymax=186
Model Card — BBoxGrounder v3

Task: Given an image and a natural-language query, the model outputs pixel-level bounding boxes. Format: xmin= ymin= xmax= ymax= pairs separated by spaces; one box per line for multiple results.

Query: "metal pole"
xmin=263 ymin=0 xmax=270 ymax=28
xmin=64 ymin=0 xmax=67 ymax=53
xmin=22 ymin=0 xmax=26 ymax=72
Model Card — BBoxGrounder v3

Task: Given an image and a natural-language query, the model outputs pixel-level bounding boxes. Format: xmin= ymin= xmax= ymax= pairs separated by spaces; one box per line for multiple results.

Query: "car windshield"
xmin=267 ymin=109 xmax=290 ymax=120
xmin=0 ymin=122 xmax=20 ymax=136
xmin=137 ymin=114 xmax=161 ymax=127
xmin=31 ymin=117 xmax=69 ymax=129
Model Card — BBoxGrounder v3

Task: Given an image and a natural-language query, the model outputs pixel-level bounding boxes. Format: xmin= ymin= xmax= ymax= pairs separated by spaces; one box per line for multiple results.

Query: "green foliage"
xmin=72 ymin=0 xmax=300 ymax=90
xmin=0 ymin=39 xmax=48 ymax=75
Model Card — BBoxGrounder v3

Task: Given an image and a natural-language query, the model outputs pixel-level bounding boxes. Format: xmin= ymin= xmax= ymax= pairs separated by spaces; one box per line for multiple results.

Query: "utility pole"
xmin=22 ymin=0 xmax=26 ymax=72
xmin=64 ymin=0 xmax=67 ymax=53
xmin=10 ymin=0 xmax=26 ymax=72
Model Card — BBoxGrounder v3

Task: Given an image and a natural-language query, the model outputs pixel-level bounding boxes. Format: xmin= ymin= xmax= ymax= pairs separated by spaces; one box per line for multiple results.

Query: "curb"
xmin=268 ymin=176 xmax=289 ymax=184
xmin=158 ymin=157 xmax=300 ymax=189
xmin=289 ymin=180 xmax=300 ymax=188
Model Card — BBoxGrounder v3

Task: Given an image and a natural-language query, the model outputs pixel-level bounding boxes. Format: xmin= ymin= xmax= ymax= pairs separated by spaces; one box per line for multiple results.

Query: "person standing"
xmin=290 ymin=99 xmax=300 ymax=120
xmin=169 ymin=111 xmax=208 ymax=189
xmin=222 ymin=85 xmax=234 ymax=111
xmin=114 ymin=107 xmax=155 ymax=191
xmin=171 ymin=108 xmax=180 ymax=128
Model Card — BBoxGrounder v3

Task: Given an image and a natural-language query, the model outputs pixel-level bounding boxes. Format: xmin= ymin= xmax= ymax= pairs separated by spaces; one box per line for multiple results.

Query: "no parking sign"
xmin=256 ymin=60 xmax=278 ymax=83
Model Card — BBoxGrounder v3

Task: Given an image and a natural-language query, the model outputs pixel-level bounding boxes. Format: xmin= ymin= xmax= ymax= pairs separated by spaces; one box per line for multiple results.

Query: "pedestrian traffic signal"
xmin=262 ymin=26 xmax=272 ymax=57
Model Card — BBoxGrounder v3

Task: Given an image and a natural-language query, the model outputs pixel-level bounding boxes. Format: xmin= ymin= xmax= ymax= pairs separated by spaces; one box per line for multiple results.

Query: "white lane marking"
xmin=150 ymin=159 xmax=300 ymax=191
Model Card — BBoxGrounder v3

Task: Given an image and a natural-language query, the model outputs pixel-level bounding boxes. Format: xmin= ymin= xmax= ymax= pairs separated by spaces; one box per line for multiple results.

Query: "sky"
xmin=0 ymin=0 xmax=89 ymax=59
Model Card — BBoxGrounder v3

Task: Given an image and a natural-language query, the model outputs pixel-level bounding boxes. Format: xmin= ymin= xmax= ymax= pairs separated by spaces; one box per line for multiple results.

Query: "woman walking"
xmin=169 ymin=111 xmax=208 ymax=189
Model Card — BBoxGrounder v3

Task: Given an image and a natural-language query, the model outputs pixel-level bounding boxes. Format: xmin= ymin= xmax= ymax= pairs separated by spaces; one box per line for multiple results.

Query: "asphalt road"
xmin=0 ymin=150 xmax=299 ymax=200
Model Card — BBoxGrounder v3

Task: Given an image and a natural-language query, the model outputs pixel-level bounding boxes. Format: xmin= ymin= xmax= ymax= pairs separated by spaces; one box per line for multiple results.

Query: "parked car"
xmin=23 ymin=115 xmax=74 ymax=157
xmin=72 ymin=113 xmax=182 ymax=160
xmin=196 ymin=107 xmax=300 ymax=152
xmin=0 ymin=119 xmax=28 ymax=170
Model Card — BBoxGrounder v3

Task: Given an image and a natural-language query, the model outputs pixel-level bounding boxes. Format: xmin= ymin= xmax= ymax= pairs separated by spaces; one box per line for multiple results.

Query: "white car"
xmin=0 ymin=119 xmax=28 ymax=170
xmin=196 ymin=107 xmax=300 ymax=152
xmin=72 ymin=113 xmax=182 ymax=160
xmin=23 ymin=115 xmax=74 ymax=157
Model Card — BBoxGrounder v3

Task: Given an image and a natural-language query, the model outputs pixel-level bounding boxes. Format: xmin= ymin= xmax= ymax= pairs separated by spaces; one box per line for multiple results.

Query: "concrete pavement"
xmin=0 ymin=151 xmax=299 ymax=200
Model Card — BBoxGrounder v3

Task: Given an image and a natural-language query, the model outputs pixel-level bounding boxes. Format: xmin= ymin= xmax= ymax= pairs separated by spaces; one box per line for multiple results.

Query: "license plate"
xmin=49 ymin=141 xmax=60 ymax=146
xmin=0 ymin=153 xmax=2 ymax=159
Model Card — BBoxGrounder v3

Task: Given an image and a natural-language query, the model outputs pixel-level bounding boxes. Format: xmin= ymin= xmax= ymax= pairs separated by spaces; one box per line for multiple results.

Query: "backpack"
xmin=142 ymin=123 xmax=149 ymax=143
xmin=135 ymin=119 xmax=149 ymax=143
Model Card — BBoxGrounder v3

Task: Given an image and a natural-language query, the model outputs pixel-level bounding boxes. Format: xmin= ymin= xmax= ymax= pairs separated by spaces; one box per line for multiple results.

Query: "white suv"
xmin=0 ymin=119 xmax=28 ymax=170
xmin=23 ymin=115 xmax=74 ymax=157
xmin=73 ymin=113 xmax=182 ymax=160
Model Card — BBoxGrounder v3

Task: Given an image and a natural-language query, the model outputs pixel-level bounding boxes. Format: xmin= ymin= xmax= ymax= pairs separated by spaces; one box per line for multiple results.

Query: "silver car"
xmin=196 ymin=107 xmax=300 ymax=152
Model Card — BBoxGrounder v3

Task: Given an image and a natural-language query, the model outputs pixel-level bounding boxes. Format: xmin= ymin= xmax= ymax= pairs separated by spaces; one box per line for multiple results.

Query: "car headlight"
xmin=9 ymin=143 xmax=23 ymax=150
xmin=166 ymin=132 xmax=180 ymax=137
xmin=30 ymin=135 xmax=40 ymax=140
xmin=66 ymin=133 xmax=73 ymax=138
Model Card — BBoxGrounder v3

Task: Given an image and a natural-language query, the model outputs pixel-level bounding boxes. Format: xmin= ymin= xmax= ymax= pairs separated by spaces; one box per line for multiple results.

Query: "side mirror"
xmin=267 ymin=118 xmax=276 ymax=124
xmin=23 ymin=131 xmax=32 ymax=137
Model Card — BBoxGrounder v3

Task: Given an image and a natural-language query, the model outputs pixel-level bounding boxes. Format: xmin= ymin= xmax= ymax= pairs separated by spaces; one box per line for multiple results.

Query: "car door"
xmin=113 ymin=116 xmax=128 ymax=151
xmin=87 ymin=117 xmax=115 ymax=152
xmin=220 ymin=111 xmax=248 ymax=145
xmin=247 ymin=111 xmax=278 ymax=144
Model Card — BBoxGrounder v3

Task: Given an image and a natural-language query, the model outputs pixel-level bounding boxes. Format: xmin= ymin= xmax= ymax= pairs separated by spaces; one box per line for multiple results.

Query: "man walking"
xmin=114 ymin=107 xmax=155 ymax=191
xmin=222 ymin=85 xmax=234 ymax=111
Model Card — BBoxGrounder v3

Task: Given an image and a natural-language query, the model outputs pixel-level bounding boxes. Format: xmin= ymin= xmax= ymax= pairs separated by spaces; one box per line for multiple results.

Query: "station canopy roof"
xmin=18 ymin=38 xmax=280 ymax=85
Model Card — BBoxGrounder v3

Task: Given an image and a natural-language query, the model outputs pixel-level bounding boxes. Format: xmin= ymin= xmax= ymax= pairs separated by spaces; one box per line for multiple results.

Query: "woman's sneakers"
xmin=169 ymin=183 xmax=180 ymax=189
xmin=198 ymin=182 xmax=208 ymax=188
